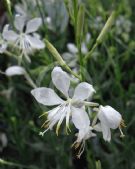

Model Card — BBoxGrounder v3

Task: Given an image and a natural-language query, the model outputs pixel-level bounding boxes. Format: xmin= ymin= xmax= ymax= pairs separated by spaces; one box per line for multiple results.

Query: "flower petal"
xmin=98 ymin=105 xmax=122 ymax=129
xmin=71 ymin=106 xmax=90 ymax=130
xmin=5 ymin=66 xmax=26 ymax=76
xmin=0 ymin=44 xmax=7 ymax=53
xmin=81 ymin=42 xmax=88 ymax=54
xmin=26 ymin=35 xmax=45 ymax=49
xmin=2 ymin=30 xmax=19 ymax=42
xmin=93 ymin=123 xmax=102 ymax=132
xmin=101 ymin=123 xmax=111 ymax=142
xmin=48 ymin=106 xmax=61 ymax=121
xmin=14 ymin=15 xmax=26 ymax=32
xmin=31 ymin=87 xmax=64 ymax=106
xmin=67 ymin=43 xmax=78 ymax=54
xmin=77 ymin=127 xmax=96 ymax=142
xmin=73 ymin=82 xmax=95 ymax=101
xmin=51 ymin=67 xmax=70 ymax=97
xmin=26 ymin=18 xmax=42 ymax=33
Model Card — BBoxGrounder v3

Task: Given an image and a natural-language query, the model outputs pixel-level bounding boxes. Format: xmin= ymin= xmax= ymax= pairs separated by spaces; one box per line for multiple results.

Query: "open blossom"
xmin=2 ymin=15 xmax=45 ymax=62
xmin=31 ymin=66 xmax=95 ymax=136
xmin=94 ymin=105 xmax=124 ymax=142
xmin=72 ymin=107 xmax=96 ymax=158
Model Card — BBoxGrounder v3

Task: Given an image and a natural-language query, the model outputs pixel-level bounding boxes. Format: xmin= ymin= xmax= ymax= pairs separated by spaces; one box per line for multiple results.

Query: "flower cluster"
xmin=0 ymin=0 xmax=126 ymax=160
xmin=31 ymin=66 xmax=125 ymax=158
xmin=3 ymin=15 xmax=45 ymax=63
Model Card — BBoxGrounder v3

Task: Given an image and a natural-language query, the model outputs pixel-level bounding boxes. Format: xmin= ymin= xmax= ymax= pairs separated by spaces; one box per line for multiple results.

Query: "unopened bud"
xmin=45 ymin=39 xmax=65 ymax=66
xmin=97 ymin=11 xmax=116 ymax=43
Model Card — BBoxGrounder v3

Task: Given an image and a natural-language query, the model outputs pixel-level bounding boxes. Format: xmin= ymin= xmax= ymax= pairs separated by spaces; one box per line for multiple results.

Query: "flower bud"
xmin=45 ymin=39 xmax=65 ymax=66
xmin=97 ymin=11 xmax=116 ymax=43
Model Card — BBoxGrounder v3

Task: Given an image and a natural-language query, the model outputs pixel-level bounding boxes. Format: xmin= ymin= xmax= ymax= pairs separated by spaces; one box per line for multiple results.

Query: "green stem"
xmin=35 ymin=0 xmax=45 ymax=26
xmin=76 ymin=4 xmax=85 ymax=80
xmin=77 ymin=43 xmax=84 ymax=81
xmin=0 ymin=158 xmax=36 ymax=169
xmin=73 ymin=0 xmax=78 ymax=31
xmin=84 ymin=43 xmax=98 ymax=62
xmin=25 ymin=73 xmax=37 ymax=89
xmin=4 ymin=50 xmax=18 ymax=59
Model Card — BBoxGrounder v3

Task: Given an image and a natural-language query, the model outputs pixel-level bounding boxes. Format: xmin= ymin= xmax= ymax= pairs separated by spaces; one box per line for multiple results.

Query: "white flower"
xmin=31 ymin=67 xmax=95 ymax=136
xmin=0 ymin=34 xmax=7 ymax=54
xmin=5 ymin=65 xmax=37 ymax=88
xmin=67 ymin=43 xmax=78 ymax=54
xmin=15 ymin=0 xmax=38 ymax=18
xmin=94 ymin=105 xmax=122 ymax=142
xmin=0 ymin=132 xmax=8 ymax=152
xmin=81 ymin=42 xmax=88 ymax=54
xmin=0 ymin=42 xmax=7 ymax=54
xmin=72 ymin=107 xmax=96 ymax=158
xmin=5 ymin=66 xmax=26 ymax=76
xmin=0 ymin=26 xmax=9 ymax=54
xmin=2 ymin=15 xmax=45 ymax=62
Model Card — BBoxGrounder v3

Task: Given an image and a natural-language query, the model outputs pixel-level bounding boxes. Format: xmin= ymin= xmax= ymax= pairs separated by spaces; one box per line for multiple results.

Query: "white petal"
xmin=26 ymin=35 xmax=45 ymax=49
xmin=31 ymin=87 xmax=64 ymax=106
xmin=77 ymin=127 xmax=89 ymax=142
xmin=48 ymin=106 xmax=61 ymax=121
xmin=98 ymin=105 xmax=122 ymax=129
xmin=73 ymin=82 xmax=95 ymax=101
xmin=86 ymin=33 xmax=91 ymax=43
xmin=2 ymin=30 xmax=19 ymax=42
xmin=51 ymin=67 xmax=70 ymax=97
xmin=14 ymin=15 xmax=26 ymax=32
xmin=2 ymin=24 xmax=9 ymax=33
xmin=81 ymin=42 xmax=88 ymax=54
xmin=0 ymin=44 xmax=7 ymax=53
xmin=5 ymin=66 xmax=26 ymax=76
xmin=93 ymin=123 xmax=102 ymax=132
xmin=101 ymin=123 xmax=111 ymax=142
xmin=77 ymin=126 xmax=95 ymax=142
xmin=26 ymin=18 xmax=42 ymax=33
xmin=67 ymin=43 xmax=78 ymax=54
xmin=71 ymin=107 xmax=90 ymax=130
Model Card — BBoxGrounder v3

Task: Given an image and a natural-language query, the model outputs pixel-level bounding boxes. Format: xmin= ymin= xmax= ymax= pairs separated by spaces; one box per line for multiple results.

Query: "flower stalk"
xmin=84 ymin=11 xmax=116 ymax=62
xmin=76 ymin=4 xmax=85 ymax=80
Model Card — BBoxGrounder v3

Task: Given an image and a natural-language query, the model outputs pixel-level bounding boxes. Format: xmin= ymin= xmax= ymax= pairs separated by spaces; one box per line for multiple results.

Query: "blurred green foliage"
xmin=0 ymin=0 xmax=135 ymax=169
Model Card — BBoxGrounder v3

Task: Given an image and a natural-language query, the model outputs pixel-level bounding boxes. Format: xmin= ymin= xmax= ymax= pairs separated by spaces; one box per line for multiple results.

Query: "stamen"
xmin=41 ymin=120 xmax=50 ymax=128
xmin=39 ymin=128 xmax=49 ymax=136
xmin=39 ymin=111 xmax=48 ymax=118
xmin=119 ymin=126 xmax=125 ymax=138
xmin=76 ymin=142 xmax=85 ymax=159
xmin=120 ymin=119 xmax=126 ymax=128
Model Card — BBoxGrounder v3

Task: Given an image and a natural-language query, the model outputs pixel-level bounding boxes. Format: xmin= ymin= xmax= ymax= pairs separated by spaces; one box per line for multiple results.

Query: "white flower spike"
xmin=94 ymin=105 xmax=125 ymax=142
xmin=31 ymin=66 xmax=96 ymax=136
xmin=2 ymin=15 xmax=45 ymax=63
